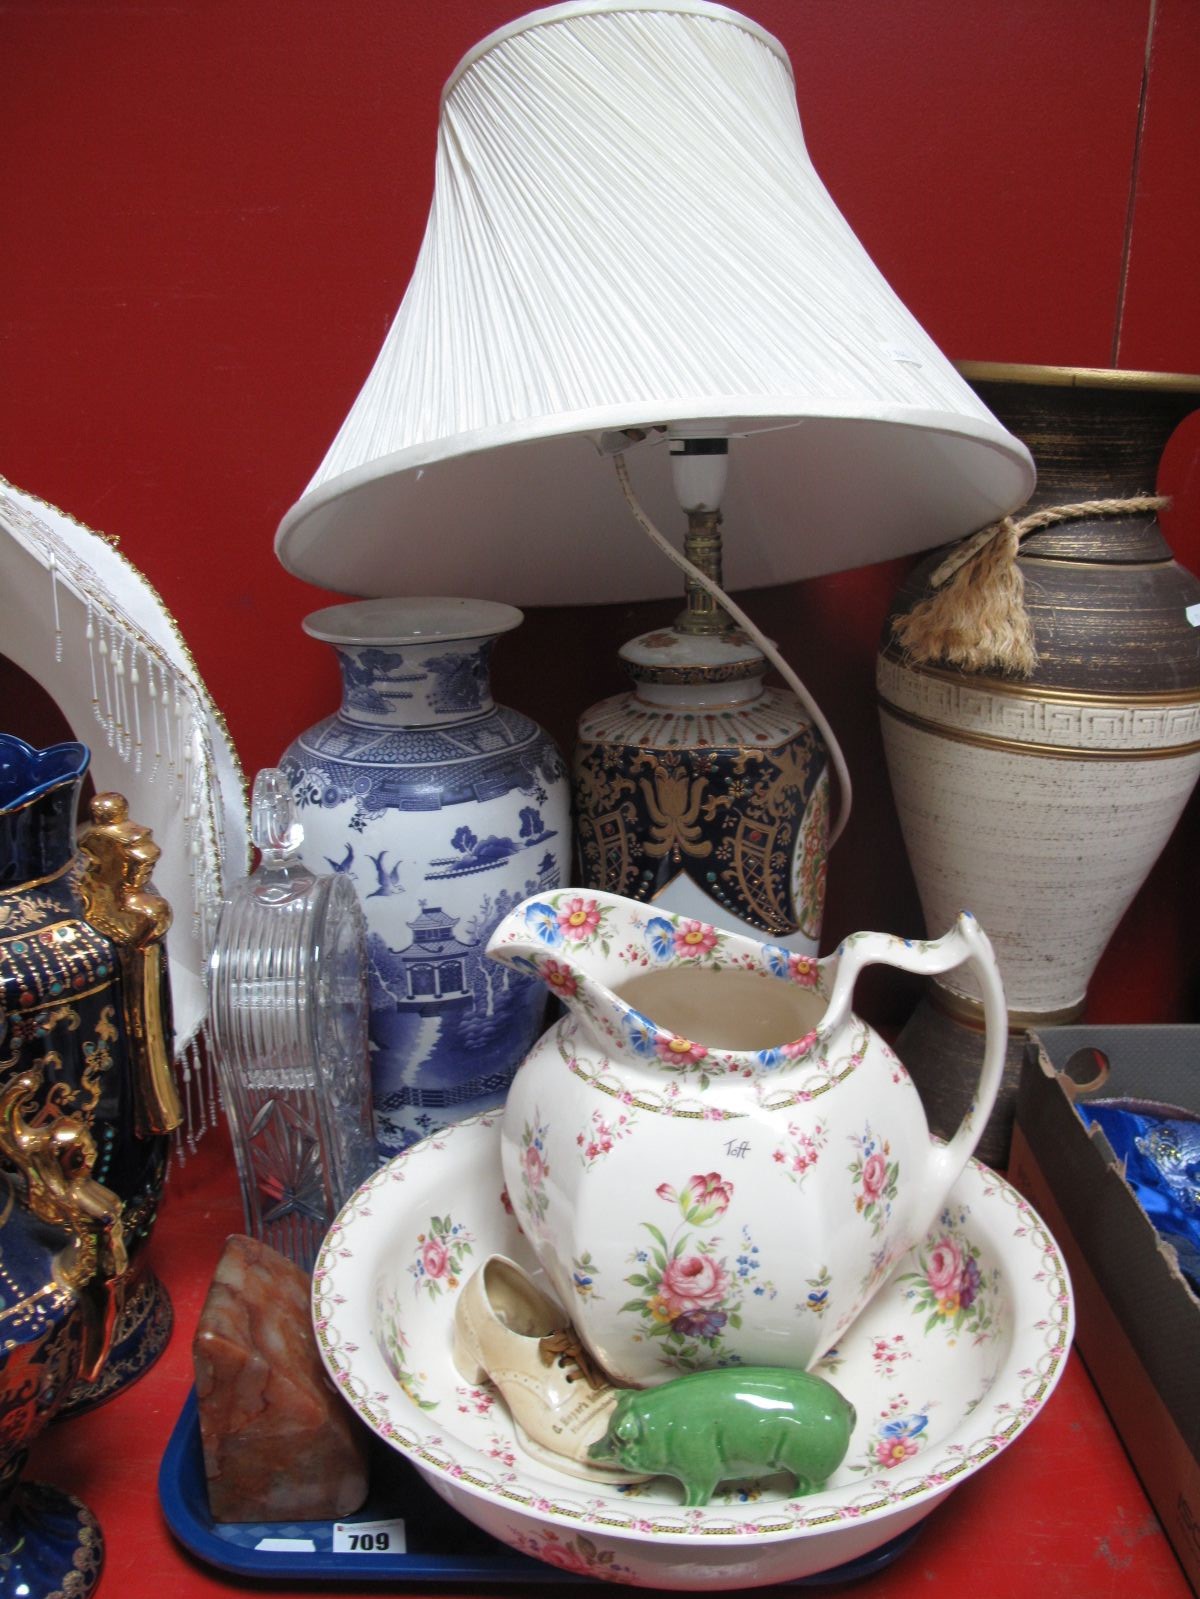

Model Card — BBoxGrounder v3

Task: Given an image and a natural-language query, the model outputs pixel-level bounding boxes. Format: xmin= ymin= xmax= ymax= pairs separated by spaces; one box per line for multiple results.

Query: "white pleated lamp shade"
xmin=277 ymin=0 xmax=1035 ymax=604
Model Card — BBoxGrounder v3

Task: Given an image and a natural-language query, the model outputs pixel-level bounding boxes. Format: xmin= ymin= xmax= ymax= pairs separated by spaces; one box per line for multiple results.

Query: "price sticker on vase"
xmin=332 ymin=1517 xmax=407 ymax=1555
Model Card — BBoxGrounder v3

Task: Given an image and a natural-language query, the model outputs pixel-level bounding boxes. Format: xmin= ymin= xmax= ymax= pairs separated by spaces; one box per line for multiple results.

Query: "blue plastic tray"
xmin=159 ymin=1388 xmax=923 ymax=1586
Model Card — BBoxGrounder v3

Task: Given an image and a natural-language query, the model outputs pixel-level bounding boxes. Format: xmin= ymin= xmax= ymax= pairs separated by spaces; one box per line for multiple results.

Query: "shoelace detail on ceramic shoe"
xmin=538 ymin=1327 xmax=607 ymax=1391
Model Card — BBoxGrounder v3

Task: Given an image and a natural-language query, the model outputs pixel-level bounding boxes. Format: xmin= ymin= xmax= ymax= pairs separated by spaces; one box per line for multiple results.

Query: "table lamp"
xmin=275 ymin=0 xmax=1034 ymax=944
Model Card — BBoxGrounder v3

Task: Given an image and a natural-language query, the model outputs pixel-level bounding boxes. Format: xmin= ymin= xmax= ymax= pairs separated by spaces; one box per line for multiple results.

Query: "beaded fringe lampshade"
xmin=276 ymin=0 xmax=1034 ymax=601
xmin=0 ymin=477 xmax=249 ymax=1148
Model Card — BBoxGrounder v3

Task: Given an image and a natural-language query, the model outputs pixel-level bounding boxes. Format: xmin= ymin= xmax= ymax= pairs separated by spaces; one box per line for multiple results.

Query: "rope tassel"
xmin=891 ymin=495 xmax=1171 ymax=677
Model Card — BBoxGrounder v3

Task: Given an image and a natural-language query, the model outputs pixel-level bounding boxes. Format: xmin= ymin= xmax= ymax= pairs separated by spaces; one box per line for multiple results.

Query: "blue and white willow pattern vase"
xmin=280 ymin=598 xmax=571 ymax=1156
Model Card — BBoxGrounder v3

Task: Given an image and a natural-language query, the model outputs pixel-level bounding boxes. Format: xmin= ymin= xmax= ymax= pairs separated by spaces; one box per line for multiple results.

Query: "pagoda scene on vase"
xmin=280 ymin=598 xmax=571 ymax=1156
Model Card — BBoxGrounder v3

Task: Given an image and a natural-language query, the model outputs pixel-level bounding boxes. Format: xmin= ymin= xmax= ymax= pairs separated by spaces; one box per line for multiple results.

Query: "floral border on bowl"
xmin=313 ymin=1113 xmax=1072 ymax=1543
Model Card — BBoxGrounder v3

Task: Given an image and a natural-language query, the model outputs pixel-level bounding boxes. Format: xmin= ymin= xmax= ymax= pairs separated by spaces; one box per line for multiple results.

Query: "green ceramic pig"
xmin=587 ymin=1367 xmax=856 ymax=1507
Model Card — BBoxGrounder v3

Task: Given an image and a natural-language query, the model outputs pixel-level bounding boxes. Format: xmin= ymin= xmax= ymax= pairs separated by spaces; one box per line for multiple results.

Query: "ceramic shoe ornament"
xmin=451 ymin=1255 xmax=646 ymax=1483
xmin=486 ymin=889 xmax=1007 ymax=1387
xmin=588 ymin=1366 xmax=855 ymax=1506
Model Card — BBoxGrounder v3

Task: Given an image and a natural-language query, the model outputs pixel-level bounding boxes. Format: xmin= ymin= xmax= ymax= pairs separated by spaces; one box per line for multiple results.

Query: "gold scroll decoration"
xmin=77 ymin=792 xmax=183 ymax=1138
xmin=0 ymin=1068 xmax=129 ymax=1382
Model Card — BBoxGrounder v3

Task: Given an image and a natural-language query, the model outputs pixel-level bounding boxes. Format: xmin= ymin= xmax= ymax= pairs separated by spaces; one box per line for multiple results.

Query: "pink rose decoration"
xmin=788 ymin=953 xmax=820 ymax=987
xmin=541 ymin=957 xmax=578 ymax=997
xmin=660 ymin=1253 xmax=729 ymax=1315
xmin=673 ymin=919 xmax=718 ymax=958
xmin=685 ymin=1172 xmax=734 ymax=1216
xmin=422 ymin=1238 xmax=449 ymax=1279
xmin=926 ymin=1236 xmax=963 ymax=1296
xmin=537 ymin=1542 xmax=593 ymax=1576
xmin=861 ymin=1151 xmax=888 ymax=1200
xmin=557 ymin=896 xmax=601 ymax=941
xmin=782 ymin=1031 xmax=818 ymax=1059
xmin=655 ymin=1034 xmax=708 ymax=1067
xmin=523 ymin=1145 xmax=547 ymax=1188
xmin=874 ymin=1435 xmax=919 ymax=1468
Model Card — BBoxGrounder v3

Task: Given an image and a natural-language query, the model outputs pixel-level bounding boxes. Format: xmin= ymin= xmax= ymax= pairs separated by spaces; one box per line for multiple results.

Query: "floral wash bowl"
xmin=312 ymin=1113 xmax=1073 ymax=1591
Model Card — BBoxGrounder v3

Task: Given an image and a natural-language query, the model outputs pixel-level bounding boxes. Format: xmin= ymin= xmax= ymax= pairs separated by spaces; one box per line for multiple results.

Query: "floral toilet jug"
xmin=486 ymin=891 xmax=1006 ymax=1387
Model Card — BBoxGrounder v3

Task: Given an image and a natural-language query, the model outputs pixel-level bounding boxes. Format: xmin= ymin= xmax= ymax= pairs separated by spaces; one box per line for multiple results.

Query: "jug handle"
xmin=819 ymin=913 xmax=1006 ymax=1193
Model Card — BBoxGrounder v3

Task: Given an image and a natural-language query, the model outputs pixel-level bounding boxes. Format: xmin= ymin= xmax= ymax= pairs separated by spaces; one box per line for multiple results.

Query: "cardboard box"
xmin=1008 ymin=1025 xmax=1200 ymax=1593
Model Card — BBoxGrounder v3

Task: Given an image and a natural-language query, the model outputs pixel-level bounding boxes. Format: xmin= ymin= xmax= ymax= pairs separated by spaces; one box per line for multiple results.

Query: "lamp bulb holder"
xmin=668 ymin=421 xmax=730 ymax=514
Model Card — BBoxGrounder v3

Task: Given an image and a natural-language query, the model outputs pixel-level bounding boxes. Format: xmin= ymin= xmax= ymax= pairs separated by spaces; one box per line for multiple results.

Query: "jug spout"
xmin=486 ymin=889 xmax=832 ymax=1086
xmin=485 ymin=893 xmax=604 ymax=1019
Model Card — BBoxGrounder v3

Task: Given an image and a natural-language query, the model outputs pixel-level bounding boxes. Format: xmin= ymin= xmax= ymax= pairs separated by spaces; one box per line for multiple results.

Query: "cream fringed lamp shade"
xmin=0 ymin=479 xmax=249 ymax=1142
xmin=276 ymin=0 xmax=1034 ymax=601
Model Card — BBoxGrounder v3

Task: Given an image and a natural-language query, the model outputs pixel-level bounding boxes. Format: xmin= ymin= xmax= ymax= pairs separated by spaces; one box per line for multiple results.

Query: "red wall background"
xmin=3 ymin=0 xmax=1199 ymax=1028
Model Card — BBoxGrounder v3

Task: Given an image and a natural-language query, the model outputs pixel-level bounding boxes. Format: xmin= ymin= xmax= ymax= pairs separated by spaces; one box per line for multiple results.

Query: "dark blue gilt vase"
xmin=0 ymin=1156 xmax=106 ymax=1599
xmin=0 ymin=1056 xmax=131 ymax=1599
xmin=0 ymin=736 xmax=175 ymax=1417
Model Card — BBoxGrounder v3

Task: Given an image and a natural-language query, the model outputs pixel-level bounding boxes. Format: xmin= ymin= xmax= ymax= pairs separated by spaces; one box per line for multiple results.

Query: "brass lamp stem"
xmin=674 ymin=509 xmax=729 ymax=635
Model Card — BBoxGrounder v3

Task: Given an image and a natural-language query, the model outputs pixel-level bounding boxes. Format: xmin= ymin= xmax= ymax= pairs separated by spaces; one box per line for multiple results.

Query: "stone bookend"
xmin=193 ymin=1233 xmax=369 ymax=1522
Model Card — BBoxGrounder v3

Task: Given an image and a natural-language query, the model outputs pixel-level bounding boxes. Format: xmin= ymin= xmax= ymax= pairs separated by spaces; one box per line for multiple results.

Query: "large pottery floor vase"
xmin=280 ymin=598 xmax=571 ymax=1157
xmin=877 ymin=365 xmax=1200 ymax=1166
